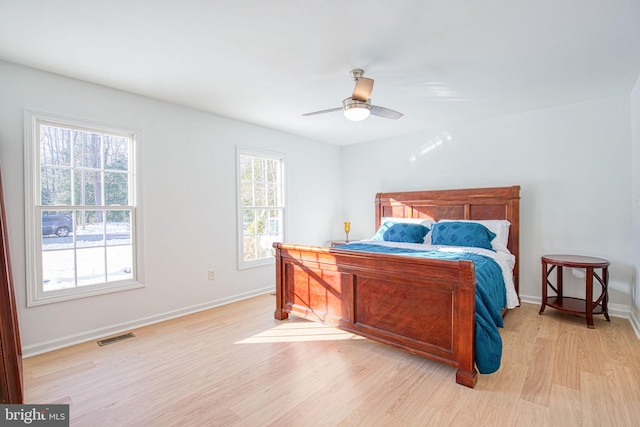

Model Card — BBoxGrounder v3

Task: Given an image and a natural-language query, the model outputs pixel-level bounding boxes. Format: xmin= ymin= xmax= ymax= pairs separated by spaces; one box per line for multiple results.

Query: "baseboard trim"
xmin=22 ymin=286 xmax=275 ymax=358
xmin=24 ymin=289 xmax=639 ymax=357
xmin=630 ymin=308 xmax=640 ymax=340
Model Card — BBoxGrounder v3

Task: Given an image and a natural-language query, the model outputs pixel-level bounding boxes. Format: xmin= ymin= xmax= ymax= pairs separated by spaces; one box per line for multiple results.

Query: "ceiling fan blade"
xmin=370 ymin=105 xmax=403 ymax=120
xmin=302 ymin=107 xmax=343 ymax=116
xmin=352 ymin=77 xmax=374 ymax=102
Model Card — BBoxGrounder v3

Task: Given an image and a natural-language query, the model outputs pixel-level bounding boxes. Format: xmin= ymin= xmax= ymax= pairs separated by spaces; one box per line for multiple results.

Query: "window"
xmin=237 ymin=148 xmax=285 ymax=269
xmin=24 ymin=111 xmax=142 ymax=306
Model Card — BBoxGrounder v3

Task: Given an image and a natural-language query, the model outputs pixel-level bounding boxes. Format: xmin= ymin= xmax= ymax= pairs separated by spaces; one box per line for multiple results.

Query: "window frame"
xmin=24 ymin=110 xmax=144 ymax=306
xmin=236 ymin=146 xmax=286 ymax=270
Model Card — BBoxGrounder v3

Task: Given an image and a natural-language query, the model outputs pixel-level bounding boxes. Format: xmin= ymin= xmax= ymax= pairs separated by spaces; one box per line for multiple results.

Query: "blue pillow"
xmin=431 ymin=221 xmax=496 ymax=251
xmin=372 ymin=222 xmax=429 ymax=244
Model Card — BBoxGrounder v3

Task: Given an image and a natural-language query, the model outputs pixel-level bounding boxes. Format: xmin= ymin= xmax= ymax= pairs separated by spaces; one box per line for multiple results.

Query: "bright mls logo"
xmin=1 ymin=405 xmax=69 ymax=426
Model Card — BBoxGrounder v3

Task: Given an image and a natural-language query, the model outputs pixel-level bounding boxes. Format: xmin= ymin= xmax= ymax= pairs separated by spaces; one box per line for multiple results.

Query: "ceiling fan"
xmin=303 ymin=69 xmax=403 ymax=121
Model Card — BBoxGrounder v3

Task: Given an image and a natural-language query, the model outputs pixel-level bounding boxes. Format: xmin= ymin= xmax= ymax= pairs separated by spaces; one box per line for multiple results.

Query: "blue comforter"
xmin=334 ymin=243 xmax=506 ymax=374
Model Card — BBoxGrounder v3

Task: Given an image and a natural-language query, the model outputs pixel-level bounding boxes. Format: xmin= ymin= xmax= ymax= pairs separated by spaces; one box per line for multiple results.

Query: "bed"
xmin=273 ymin=186 xmax=520 ymax=388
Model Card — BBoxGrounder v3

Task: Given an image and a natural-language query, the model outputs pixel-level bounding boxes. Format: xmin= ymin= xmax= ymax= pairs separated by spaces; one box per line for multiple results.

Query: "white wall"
xmin=631 ymin=75 xmax=640 ymax=332
xmin=342 ymin=95 xmax=633 ymax=311
xmin=0 ymin=60 xmax=342 ymax=354
xmin=2 ymin=58 xmax=637 ymax=354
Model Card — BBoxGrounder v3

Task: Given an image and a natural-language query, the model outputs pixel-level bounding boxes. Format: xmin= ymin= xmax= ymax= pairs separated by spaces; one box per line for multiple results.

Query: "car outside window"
xmin=42 ymin=213 xmax=73 ymax=237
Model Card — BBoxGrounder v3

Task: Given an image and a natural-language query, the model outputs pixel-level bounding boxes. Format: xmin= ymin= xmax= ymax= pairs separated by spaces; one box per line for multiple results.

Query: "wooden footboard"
xmin=273 ymin=243 xmax=478 ymax=388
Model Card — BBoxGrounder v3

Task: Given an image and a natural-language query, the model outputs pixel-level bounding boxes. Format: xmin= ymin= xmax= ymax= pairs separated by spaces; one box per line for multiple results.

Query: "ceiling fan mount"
xmin=349 ymin=68 xmax=365 ymax=80
xmin=303 ymin=69 xmax=403 ymax=121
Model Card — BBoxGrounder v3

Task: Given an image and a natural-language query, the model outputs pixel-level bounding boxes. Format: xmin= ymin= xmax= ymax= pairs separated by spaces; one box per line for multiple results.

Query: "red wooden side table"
xmin=539 ymin=254 xmax=610 ymax=328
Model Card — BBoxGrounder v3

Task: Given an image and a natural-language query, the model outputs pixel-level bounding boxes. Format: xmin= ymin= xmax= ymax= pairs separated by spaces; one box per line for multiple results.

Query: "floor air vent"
xmin=97 ymin=332 xmax=135 ymax=346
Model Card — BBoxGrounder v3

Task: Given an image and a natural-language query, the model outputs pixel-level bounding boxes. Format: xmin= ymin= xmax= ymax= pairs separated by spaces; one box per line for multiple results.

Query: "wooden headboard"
xmin=374 ymin=185 xmax=521 ymax=293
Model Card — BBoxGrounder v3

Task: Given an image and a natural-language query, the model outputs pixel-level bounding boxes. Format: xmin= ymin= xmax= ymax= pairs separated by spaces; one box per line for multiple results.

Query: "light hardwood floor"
xmin=23 ymin=295 xmax=640 ymax=426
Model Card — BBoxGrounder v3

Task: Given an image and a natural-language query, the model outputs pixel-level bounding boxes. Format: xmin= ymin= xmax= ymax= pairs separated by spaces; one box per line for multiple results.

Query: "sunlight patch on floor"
xmin=235 ymin=320 xmax=366 ymax=344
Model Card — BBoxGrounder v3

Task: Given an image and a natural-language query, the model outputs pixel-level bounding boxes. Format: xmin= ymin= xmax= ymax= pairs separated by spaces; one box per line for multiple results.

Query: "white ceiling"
xmin=1 ymin=0 xmax=639 ymax=145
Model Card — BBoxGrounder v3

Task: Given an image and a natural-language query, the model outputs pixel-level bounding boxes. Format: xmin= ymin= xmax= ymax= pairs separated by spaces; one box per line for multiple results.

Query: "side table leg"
xmin=586 ymin=266 xmax=594 ymax=329
xmin=603 ymin=266 xmax=610 ymax=321
xmin=557 ymin=266 xmax=563 ymax=301
xmin=539 ymin=260 xmax=548 ymax=314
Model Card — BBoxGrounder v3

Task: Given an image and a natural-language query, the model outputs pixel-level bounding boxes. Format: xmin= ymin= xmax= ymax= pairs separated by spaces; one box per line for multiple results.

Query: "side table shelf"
xmin=542 ymin=296 xmax=607 ymax=316
xmin=539 ymin=254 xmax=610 ymax=329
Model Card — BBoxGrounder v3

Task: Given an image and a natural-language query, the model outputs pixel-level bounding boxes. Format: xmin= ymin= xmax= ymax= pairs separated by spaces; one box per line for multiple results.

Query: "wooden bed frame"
xmin=273 ymin=186 xmax=520 ymax=388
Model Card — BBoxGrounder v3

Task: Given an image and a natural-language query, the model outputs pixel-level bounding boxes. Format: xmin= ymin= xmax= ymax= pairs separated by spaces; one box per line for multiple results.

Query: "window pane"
xmin=40 ymin=125 xmax=71 ymax=167
xmin=252 ymin=157 xmax=264 ymax=181
xmin=266 ymin=181 xmax=277 ymax=206
xmin=74 ymin=170 xmax=103 ymax=206
xmin=41 ymin=167 xmax=72 ymax=205
xmin=106 ymin=245 xmax=133 ymax=282
xmin=76 ymin=210 xmax=105 ymax=248
xmin=104 ymin=135 xmax=129 ymax=171
xmin=76 ymin=247 xmax=106 ymax=286
xmin=243 ymin=209 xmax=255 ymax=233
xmin=42 ymin=249 xmax=75 ymax=291
xmin=239 ymin=154 xmax=252 ymax=174
xmin=260 ymin=209 xmax=281 ymax=255
xmin=256 ymin=241 xmax=272 ymax=259
xmin=41 ymin=210 xmax=74 ymax=247
xmin=73 ymin=130 xmax=102 ymax=169
xmin=243 ymin=235 xmax=257 ymax=261
xmin=106 ymin=210 xmax=131 ymax=246
xmin=267 ymin=209 xmax=282 ymax=235
xmin=253 ymin=181 xmax=266 ymax=207
xmin=255 ymin=209 xmax=267 ymax=234
xmin=104 ymin=171 xmax=128 ymax=205
xmin=240 ymin=180 xmax=254 ymax=206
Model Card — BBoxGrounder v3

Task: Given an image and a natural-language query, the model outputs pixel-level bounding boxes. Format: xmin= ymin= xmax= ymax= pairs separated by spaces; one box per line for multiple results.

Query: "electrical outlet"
xmin=207 ymin=270 xmax=215 ymax=280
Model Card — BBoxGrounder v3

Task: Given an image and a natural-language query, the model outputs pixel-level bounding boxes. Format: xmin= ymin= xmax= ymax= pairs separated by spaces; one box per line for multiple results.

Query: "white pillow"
xmin=375 ymin=217 xmax=436 ymax=243
xmin=437 ymin=219 xmax=511 ymax=254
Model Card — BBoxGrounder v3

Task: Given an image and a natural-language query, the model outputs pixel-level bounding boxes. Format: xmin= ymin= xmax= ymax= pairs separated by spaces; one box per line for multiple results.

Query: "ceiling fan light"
xmin=344 ymin=106 xmax=370 ymax=121
xmin=343 ymin=100 xmax=371 ymax=122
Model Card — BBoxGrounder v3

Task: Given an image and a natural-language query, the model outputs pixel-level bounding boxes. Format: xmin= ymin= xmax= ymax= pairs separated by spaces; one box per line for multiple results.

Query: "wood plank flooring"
xmin=23 ymin=295 xmax=640 ymax=426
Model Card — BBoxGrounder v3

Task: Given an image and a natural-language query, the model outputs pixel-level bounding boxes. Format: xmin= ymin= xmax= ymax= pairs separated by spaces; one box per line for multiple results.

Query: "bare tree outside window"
xmin=238 ymin=149 xmax=285 ymax=269
xmin=25 ymin=112 xmax=141 ymax=306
